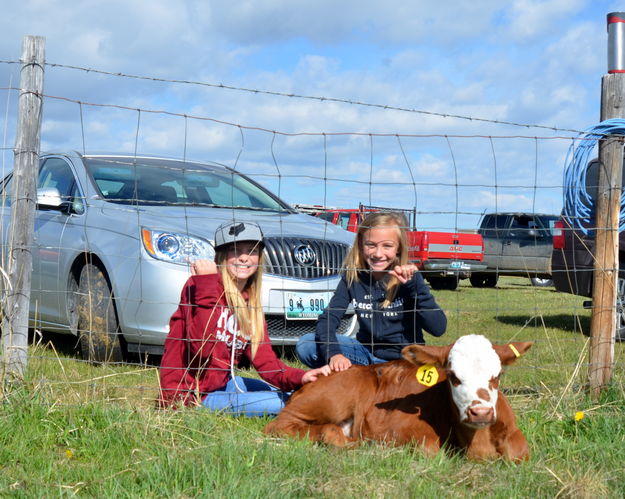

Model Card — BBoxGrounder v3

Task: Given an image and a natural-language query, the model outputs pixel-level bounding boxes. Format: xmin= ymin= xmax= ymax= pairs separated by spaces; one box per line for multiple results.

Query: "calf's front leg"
xmin=264 ymin=418 xmax=355 ymax=447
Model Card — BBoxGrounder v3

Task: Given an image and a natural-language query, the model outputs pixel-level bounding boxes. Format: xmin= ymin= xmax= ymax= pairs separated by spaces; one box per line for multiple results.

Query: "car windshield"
xmin=84 ymin=157 xmax=289 ymax=211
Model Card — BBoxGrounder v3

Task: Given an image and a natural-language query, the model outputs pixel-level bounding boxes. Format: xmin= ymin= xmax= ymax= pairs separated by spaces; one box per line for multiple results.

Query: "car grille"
xmin=263 ymin=237 xmax=349 ymax=278
xmin=266 ymin=314 xmax=354 ymax=340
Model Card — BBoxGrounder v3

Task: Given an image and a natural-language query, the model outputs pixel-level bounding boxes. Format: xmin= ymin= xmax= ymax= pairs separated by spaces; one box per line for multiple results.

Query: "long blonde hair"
xmin=216 ymin=243 xmax=265 ymax=358
xmin=343 ymin=212 xmax=409 ymax=308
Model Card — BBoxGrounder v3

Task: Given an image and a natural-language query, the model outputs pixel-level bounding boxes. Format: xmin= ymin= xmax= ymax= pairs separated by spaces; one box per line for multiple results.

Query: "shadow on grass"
xmin=28 ymin=330 xmax=296 ymax=369
xmin=32 ymin=329 xmax=81 ymax=358
xmin=496 ymin=314 xmax=590 ymax=334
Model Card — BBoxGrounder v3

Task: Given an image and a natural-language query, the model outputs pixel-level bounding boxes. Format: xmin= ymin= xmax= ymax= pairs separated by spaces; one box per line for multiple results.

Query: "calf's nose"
xmin=467 ymin=405 xmax=494 ymax=424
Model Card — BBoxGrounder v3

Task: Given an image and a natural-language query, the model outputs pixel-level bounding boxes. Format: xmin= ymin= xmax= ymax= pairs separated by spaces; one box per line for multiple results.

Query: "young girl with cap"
xmin=296 ymin=211 xmax=447 ymax=371
xmin=158 ymin=221 xmax=330 ymax=415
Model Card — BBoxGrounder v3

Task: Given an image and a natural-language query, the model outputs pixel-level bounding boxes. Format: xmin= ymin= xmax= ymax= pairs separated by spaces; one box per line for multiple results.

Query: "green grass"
xmin=1 ymin=277 xmax=625 ymax=497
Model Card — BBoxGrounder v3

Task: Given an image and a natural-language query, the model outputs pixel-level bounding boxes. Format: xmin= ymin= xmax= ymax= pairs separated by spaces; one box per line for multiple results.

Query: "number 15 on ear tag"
xmin=416 ymin=364 xmax=439 ymax=387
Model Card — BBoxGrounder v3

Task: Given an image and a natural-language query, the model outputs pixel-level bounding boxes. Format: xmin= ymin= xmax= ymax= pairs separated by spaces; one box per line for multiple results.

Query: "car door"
xmin=30 ymin=157 xmax=86 ymax=327
xmin=481 ymin=214 xmax=510 ymax=270
xmin=533 ymin=215 xmax=557 ymax=273
xmin=501 ymin=214 xmax=547 ymax=274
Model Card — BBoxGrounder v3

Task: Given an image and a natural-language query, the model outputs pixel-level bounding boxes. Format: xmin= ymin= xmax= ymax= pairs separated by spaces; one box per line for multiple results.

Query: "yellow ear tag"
xmin=416 ymin=364 xmax=439 ymax=387
xmin=508 ymin=344 xmax=521 ymax=358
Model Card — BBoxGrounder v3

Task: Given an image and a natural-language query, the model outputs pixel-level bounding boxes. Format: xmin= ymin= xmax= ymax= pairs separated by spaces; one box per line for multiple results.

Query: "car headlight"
xmin=141 ymin=228 xmax=215 ymax=264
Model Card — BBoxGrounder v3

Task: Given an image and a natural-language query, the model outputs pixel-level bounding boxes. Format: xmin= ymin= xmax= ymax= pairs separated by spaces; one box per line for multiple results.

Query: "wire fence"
xmin=0 ymin=56 xmax=622 ymax=412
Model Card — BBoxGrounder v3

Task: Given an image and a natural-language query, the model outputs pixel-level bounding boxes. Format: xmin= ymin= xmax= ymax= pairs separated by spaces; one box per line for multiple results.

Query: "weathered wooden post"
xmin=1 ymin=36 xmax=45 ymax=384
xmin=588 ymin=13 xmax=625 ymax=397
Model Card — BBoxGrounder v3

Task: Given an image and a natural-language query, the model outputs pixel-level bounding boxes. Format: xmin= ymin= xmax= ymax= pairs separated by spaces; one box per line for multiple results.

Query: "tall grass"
xmin=1 ymin=278 xmax=624 ymax=497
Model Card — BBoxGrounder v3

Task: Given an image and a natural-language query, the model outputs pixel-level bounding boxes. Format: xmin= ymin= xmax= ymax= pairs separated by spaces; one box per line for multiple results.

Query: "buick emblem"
xmin=293 ymin=244 xmax=316 ymax=266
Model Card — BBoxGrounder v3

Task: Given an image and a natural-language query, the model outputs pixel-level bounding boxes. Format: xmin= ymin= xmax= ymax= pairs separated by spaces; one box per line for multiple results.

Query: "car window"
xmin=39 ymin=158 xmax=84 ymax=214
xmin=338 ymin=213 xmax=351 ymax=230
xmin=482 ymin=214 xmax=509 ymax=238
xmin=507 ymin=215 xmax=557 ymax=239
xmin=39 ymin=158 xmax=75 ymax=198
xmin=317 ymin=212 xmax=335 ymax=223
xmin=510 ymin=215 xmax=536 ymax=239
xmin=0 ymin=159 xmax=83 ymax=212
xmin=86 ymin=157 xmax=287 ymax=211
xmin=537 ymin=216 xmax=559 ymax=238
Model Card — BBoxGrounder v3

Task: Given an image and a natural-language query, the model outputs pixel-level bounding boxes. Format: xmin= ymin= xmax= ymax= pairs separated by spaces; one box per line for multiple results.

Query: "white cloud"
xmin=545 ymin=21 xmax=603 ymax=75
xmin=467 ymin=189 xmax=539 ymax=212
xmin=0 ymin=1 xmax=610 ymax=228
xmin=413 ymin=154 xmax=449 ymax=178
xmin=507 ymin=0 xmax=586 ymax=41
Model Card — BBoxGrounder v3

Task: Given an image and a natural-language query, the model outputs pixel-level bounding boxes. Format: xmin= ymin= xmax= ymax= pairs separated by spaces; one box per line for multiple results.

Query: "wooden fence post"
xmin=1 ymin=36 xmax=45 ymax=385
xmin=588 ymin=13 xmax=625 ymax=397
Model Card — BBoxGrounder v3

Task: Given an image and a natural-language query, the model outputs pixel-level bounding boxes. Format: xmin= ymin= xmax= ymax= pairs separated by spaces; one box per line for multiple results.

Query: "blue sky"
xmin=0 ymin=1 xmax=620 ymax=230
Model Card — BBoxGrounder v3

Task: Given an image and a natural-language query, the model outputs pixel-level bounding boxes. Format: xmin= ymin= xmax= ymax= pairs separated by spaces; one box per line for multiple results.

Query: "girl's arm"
xmin=314 ymin=276 xmax=353 ymax=363
xmin=183 ymin=273 xmax=226 ymax=359
xmin=251 ymin=326 xmax=307 ymax=391
xmin=188 ymin=259 xmax=223 ymax=309
xmin=159 ymin=274 xmax=222 ymax=405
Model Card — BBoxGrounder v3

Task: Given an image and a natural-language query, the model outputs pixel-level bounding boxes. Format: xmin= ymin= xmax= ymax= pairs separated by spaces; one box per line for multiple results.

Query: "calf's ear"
xmin=493 ymin=341 xmax=533 ymax=365
xmin=402 ymin=344 xmax=451 ymax=367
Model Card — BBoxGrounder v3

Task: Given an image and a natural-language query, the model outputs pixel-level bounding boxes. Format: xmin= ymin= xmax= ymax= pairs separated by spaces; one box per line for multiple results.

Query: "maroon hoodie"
xmin=158 ymin=273 xmax=305 ymax=407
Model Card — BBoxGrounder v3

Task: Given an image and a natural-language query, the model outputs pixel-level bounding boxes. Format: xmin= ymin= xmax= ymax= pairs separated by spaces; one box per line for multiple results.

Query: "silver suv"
xmin=0 ymin=152 xmax=356 ymax=361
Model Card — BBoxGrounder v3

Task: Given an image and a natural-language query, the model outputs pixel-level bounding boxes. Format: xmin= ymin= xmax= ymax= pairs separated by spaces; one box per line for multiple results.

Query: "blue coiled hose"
xmin=562 ymin=118 xmax=625 ymax=235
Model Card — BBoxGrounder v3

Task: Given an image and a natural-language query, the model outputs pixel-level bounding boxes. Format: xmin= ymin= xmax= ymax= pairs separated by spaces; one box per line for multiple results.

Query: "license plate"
xmin=450 ymin=261 xmax=470 ymax=270
xmin=285 ymin=291 xmax=331 ymax=320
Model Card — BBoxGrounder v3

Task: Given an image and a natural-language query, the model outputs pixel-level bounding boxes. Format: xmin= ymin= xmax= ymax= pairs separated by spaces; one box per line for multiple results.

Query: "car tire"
xmin=469 ymin=273 xmax=498 ymax=288
xmin=427 ymin=277 xmax=458 ymax=291
xmin=530 ymin=277 xmax=553 ymax=287
xmin=77 ymin=263 xmax=125 ymax=363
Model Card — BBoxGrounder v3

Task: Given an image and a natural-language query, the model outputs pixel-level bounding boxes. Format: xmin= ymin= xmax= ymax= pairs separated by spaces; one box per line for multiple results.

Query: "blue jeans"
xmin=202 ymin=376 xmax=291 ymax=417
xmin=295 ymin=333 xmax=387 ymax=368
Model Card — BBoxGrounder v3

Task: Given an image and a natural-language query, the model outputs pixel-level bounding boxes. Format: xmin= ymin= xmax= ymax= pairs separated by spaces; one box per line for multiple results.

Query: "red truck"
xmin=295 ymin=204 xmax=486 ymax=291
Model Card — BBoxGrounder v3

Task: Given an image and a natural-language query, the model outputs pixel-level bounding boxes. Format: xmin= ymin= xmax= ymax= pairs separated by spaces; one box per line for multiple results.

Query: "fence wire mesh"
xmin=0 ymin=59 xmax=622 ymax=413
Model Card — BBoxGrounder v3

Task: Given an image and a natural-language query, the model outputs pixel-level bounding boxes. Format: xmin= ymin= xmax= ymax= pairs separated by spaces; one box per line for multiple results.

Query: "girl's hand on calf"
xmin=329 ymin=353 xmax=352 ymax=372
xmin=302 ymin=365 xmax=331 ymax=384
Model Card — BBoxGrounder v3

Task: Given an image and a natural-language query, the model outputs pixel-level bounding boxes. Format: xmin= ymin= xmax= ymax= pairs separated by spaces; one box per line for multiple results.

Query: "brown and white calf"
xmin=264 ymin=334 xmax=532 ymax=461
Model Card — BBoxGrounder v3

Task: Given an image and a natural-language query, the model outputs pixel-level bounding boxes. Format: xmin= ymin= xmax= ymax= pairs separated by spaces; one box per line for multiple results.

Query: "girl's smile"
xmin=225 ymin=242 xmax=261 ymax=289
xmin=362 ymin=226 xmax=400 ymax=280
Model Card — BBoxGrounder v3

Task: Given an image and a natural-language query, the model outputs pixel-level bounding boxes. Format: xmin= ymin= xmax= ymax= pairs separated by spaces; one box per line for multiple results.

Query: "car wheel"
xmin=77 ymin=263 xmax=125 ymax=363
xmin=530 ymin=277 xmax=553 ymax=287
xmin=469 ymin=273 xmax=498 ymax=288
xmin=616 ymin=276 xmax=625 ymax=342
xmin=427 ymin=277 xmax=458 ymax=291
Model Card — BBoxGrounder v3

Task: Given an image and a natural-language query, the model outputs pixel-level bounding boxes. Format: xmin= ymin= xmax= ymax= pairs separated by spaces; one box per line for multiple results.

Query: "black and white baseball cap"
xmin=214 ymin=221 xmax=264 ymax=250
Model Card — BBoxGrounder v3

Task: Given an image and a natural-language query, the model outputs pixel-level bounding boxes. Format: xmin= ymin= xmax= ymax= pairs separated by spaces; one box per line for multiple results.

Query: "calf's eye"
xmin=448 ymin=372 xmax=461 ymax=386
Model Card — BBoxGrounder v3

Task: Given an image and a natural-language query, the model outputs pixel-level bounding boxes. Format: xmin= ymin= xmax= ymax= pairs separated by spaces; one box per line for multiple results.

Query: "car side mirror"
xmin=37 ymin=187 xmax=72 ymax=214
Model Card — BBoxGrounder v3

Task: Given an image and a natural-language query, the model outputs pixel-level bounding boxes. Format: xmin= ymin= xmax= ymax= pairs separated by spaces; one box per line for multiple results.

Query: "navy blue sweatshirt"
xmin=315 ymin=271 xmax=447 ymax=362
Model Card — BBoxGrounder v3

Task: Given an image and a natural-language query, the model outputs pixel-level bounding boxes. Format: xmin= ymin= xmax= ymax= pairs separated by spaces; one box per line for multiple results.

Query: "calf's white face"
xmin=402 ymin=334 xmax=532 ymax=430
xmin=447 ymin=335 xmax=502 ymax=428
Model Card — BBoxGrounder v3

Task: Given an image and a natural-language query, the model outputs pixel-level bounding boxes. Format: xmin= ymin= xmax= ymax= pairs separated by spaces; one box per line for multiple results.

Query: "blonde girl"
xmin=159 ymin=221 xmax=329 ymax=414
xmin=296 ymin=212 xmax=447 ymax=371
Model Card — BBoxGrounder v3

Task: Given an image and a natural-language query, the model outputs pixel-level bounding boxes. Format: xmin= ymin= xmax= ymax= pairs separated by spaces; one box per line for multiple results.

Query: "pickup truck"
xmin=295 ymin=204 xmax=486 ymax=291
xmin=471 ymin=212 xmax=559 ymax=288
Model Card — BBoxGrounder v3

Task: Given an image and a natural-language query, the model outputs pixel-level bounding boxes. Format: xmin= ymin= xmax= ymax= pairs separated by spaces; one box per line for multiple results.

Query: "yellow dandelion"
xmin=65 ymin=449 xmax=74 ymax=459
xmin=574 ymin=411 xmax=585 ymax=422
